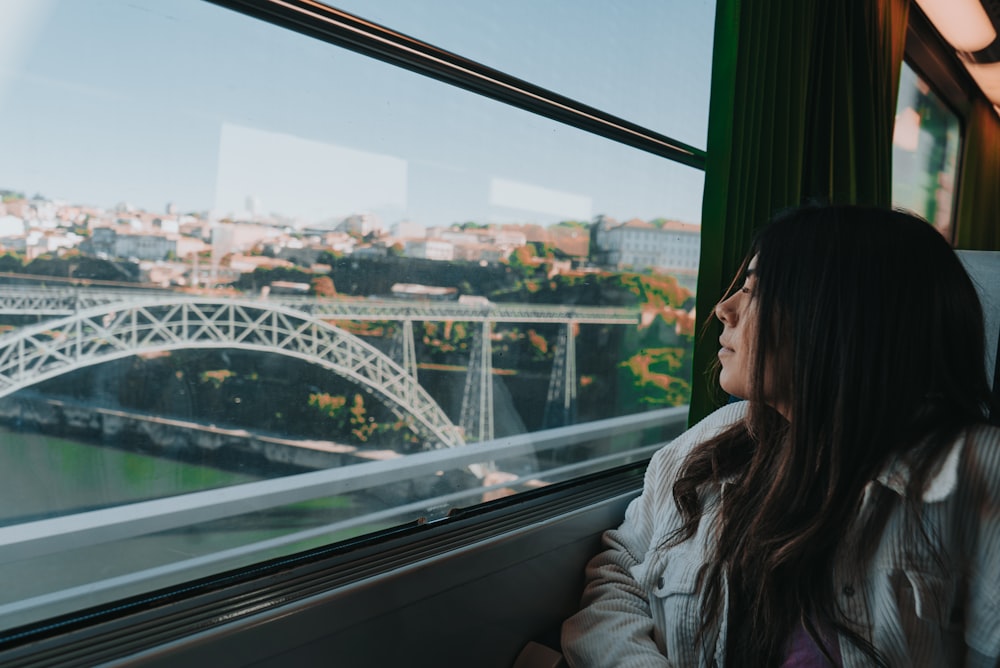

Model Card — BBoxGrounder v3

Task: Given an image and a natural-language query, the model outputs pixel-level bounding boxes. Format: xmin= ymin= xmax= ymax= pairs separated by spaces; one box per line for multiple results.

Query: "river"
xmin=0 ymin=425 xmax=397 ymax=631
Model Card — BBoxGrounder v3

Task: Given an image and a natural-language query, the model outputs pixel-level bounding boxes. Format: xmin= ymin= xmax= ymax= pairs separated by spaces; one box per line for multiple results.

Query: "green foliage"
xmin=553 ymin=220 xmax=589 ymax=229
xmin=619 ymin=346 xmax=692 ymax=408
xmin=0 ymin=253 xmax=25 ymax=272
xmin=509 ymin=245 xmax=535 ymax=266
xmin=420 ymin=320 xmax=472 ymax=361
xmin=23 ymin=254 xmax=139 ymax=282
xmin=309 ymin=392 xmax=347 ymax=420
xmin=526 ymin=329 xmax=550 ymax=361
xmin=200 ymin=369 xmax=235 ymax=389
xmin=349 ymin=393 xmax=376 ymax=442
xmin=486 ymin=271 xmax=692 ymax=313
xmin=316 ymin=250 xmax=344 ymax=264
xmin=310 ymin=275 xmax=336 ymax=297
xmin=234 ymin=265 xmax=314 ymax=291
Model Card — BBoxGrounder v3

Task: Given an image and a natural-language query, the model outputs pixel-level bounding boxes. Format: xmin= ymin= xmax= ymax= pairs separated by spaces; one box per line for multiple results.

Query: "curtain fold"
xmin=955 ymin=98 xmax=1000 ymax=250
xmin=689 ymin=0 xmax=910 ymax=423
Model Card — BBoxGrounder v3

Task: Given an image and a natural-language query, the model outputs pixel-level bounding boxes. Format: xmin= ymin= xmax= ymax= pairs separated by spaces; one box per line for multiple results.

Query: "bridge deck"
xmin=0 ymin=287 xmax=641 ymax=324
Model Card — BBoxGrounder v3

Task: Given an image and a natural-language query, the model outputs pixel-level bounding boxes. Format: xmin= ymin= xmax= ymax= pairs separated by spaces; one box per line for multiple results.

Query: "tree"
xmin=0 ymin=253 xmax=25 ymax=273
xmin=1 ymin=190 xmax=25 ymax=202
xmin=505 ymin=245 xmax=537 ymax=279
xmin=349 ymin=394 xmax=376 ymax=442
xmin=311 ymin=275 xmax=336 ymax=297
xmin=316 ymin=250 xmax=344 ymax=264
xmin=308 ymin=392 xmax=349 ymax=432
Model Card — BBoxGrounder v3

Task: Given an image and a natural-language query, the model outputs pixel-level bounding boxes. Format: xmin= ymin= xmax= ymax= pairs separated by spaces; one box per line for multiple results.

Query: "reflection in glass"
xmin=325 ymin=0 xmax=716 ymax=149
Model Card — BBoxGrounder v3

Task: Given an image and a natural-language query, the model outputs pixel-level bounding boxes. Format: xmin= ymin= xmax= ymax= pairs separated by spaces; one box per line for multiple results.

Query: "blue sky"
xmin=0 ymin=0 xmax=715 ymax=228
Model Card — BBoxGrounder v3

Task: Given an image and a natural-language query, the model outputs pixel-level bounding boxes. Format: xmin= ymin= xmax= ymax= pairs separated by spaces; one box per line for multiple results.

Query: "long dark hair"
xmin=670 ymin=205 xmax=993 ymax=666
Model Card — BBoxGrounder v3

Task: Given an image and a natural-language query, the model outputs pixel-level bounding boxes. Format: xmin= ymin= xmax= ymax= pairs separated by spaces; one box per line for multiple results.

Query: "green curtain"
xmin=688 ymin=0 xmax=910 ymax=424
xmin=955 ymin=98 xmax=1000 ymax=250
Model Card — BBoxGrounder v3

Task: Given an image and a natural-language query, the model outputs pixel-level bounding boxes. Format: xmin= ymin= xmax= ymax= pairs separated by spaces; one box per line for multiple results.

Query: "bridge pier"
xmin=389 ymin=319 xmax=418 ymax=380
xmin=542 ymin=322 xmax=578 ymax=429
xmin=459 ymin=320 xmax=494 ymax=442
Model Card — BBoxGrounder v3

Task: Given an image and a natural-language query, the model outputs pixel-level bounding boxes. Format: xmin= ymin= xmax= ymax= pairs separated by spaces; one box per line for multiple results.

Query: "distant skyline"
xmin=0 ymin=0 xmax=715 ymax=227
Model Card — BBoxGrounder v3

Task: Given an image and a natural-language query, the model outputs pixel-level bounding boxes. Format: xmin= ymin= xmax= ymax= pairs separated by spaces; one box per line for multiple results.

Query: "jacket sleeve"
xmin=963 ymin=424 xmax=1000 ymax=664
xmin=560 ymin=402 xmax=746 ymax=668
xmin=560 ymin=445 xmax=677 ymax=668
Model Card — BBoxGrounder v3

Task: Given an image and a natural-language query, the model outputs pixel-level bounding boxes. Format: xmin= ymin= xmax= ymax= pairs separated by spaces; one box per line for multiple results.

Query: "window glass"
xmin=892 ymin=61 xmax=962 ymax=239
xmin=0 ymin=0 xmax=706 ymax=632
xmin=326 ymin=0 xmax=716 ymax=150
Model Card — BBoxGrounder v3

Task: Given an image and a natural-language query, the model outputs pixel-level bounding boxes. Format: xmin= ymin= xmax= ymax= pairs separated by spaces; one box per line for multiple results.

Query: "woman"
xmin=561 ymin=205 xmax=1000 ymax=667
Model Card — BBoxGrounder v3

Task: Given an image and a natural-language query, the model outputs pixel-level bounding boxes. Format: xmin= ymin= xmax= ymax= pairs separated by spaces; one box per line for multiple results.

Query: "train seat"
xmin=957 ymin=250 xmax=1000 ymax=421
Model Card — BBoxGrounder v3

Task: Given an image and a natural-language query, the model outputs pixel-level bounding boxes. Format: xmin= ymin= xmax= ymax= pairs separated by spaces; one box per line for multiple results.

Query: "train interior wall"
xmin=114 ymin=492 xmax=635 ymax=668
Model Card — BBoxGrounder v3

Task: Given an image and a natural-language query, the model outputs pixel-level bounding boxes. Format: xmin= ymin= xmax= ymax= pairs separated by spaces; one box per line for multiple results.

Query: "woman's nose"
xmin=715 ymin=294 xmax=737 ymax=325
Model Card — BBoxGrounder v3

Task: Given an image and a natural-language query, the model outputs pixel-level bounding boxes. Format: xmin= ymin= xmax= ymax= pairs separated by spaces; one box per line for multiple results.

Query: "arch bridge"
xmin=0 ymin=286 xmax=642 ymax=442
xmin=0 ymin=298 xmax=463 ymax=448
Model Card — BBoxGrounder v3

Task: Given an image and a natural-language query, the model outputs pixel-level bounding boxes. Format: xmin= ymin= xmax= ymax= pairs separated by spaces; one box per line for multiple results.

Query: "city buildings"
xmin=0 ymin=192 xmax=701 ymax=288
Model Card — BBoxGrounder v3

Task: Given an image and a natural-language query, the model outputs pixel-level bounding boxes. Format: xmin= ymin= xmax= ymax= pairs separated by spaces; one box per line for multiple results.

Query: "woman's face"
xmin=716 ymin=256 xmax=763 ymax=403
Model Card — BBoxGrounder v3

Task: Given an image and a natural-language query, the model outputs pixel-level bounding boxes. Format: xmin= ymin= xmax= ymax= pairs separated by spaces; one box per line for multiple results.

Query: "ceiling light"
xmin=915 ymin=0 xmax=997 ymax=52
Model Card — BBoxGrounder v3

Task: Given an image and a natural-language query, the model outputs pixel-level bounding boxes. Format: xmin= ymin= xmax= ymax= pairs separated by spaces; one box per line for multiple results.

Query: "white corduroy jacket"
xmin=561 ymin=401 xmax=1000 ymax=667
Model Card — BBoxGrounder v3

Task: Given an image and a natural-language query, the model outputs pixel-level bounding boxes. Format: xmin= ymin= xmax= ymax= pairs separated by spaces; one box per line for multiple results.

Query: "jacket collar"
xmin=874 ymin=435 xmax=964 ymax=503
xmin=717 ymin=435 xmax=965 ymax=504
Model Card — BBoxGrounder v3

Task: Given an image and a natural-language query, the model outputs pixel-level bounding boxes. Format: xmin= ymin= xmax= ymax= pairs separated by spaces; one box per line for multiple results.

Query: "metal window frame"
xmin=0 ymin=0 xmax=713 ymax=661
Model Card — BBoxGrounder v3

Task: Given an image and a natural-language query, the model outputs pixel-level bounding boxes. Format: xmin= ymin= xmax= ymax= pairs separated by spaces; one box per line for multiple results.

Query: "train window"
xmin=324 ymin=0 xmax=715 ymax=149
xmin=892 ymin=61 xmax=962 ymax=239
xmin=0 ymin=0 xmax=709 ymax=637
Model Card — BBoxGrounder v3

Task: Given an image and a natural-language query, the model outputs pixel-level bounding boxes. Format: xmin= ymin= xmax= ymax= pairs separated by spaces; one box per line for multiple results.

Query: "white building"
xmin=88 ymin=227 xmax=204 ymax=261
xmin=0 ymin=215 xmax=25 ymax=237
xmin=405 ymin=239 xmax=454 ymax=261
xmin=596 ymin=218 xmax=701 ymax=274
xmin=340 ymin=213 xmax=380 ymax=236
xmin=493 ymin=228 xmax=527 ymax=249
xmin=113 ymin=232 xmax=175 ymax=260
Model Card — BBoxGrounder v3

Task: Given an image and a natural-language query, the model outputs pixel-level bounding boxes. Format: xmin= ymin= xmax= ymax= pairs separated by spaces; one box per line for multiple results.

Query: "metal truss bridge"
xmin=0 ymin=286 xmax=640 ymax=445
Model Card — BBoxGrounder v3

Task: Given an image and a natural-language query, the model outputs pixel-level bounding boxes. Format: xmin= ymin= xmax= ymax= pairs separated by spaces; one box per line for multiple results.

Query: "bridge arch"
xmin=0 ymin=298 xmax=464 ymax=447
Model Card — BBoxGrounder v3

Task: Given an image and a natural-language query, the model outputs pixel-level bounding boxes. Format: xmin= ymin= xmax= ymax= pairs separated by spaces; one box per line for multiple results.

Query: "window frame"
xmin=900 ymin=4 xmax=977 ymax=243
xmin=0 ymin=0 xmax=710 ymax=660
xmin=0 ymin=465 xmax=649 ymax=665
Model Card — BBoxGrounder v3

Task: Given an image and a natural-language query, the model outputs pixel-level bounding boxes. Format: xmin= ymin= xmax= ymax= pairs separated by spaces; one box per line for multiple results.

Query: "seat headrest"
xmin=957 ymin=250 xmax=1000 ymax=423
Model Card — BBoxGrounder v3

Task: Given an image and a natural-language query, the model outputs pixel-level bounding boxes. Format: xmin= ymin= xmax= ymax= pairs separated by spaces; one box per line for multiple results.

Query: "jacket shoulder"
xmin=649 ymin=401 xmax=748 ymax=476
xmin=962 ymin=423 xmax=1000 ymax=497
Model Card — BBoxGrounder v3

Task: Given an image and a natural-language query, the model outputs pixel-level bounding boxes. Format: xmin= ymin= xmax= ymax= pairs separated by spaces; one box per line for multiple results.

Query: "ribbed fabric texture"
xmin=561 ymin=402 xmax=1000 ymax=667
